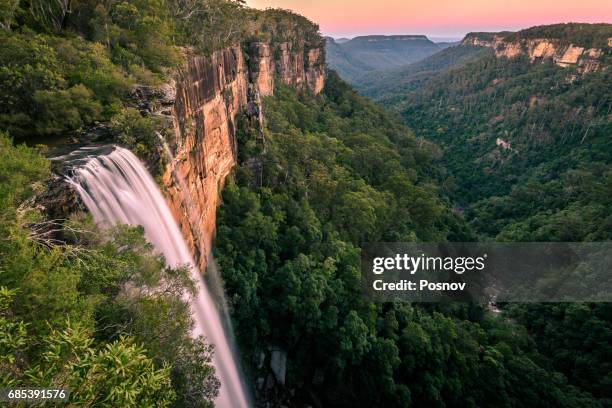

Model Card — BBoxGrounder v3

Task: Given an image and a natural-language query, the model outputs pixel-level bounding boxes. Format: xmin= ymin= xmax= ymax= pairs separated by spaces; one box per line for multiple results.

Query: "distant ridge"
xmin=349 ymin=34 xmax=429 ymax=41
xmin=325 ymin=34 xmax=453 ymax=81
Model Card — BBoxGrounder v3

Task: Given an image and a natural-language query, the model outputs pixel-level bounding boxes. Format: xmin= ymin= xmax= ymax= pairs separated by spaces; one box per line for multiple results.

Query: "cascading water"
xmin=66 ymin=146 xmax=249 ymax=408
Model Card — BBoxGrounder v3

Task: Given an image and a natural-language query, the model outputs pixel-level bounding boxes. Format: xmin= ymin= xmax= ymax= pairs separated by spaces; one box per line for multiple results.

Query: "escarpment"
xmin=162 ymin=41 xmax=325 ymax=270
xmin=462 ymin=25 xmax=611 ymax=73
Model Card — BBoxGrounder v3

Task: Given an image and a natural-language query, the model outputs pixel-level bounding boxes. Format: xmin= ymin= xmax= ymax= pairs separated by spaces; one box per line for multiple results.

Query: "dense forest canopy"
xmin=213 ymin=74 xmax=610 ymax=407
xmin=394 ymin=43 xmax=612 ymax=241
xmin=501 ymin=23 xmax=612 ymax=48
xmin=344 ymin=23 xmax=612 ymax=406
xmin=352 ymin=45 xmax=491 ymax=103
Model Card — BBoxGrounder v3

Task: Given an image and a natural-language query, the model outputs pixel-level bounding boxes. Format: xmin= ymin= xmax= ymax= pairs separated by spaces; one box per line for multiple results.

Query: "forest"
xmin=0 ymin=0 xmax=611 ymax=407
xmin=213 ymin=73 xmax=610 ymax=406
xmin=351 ymin=23 xmax=612 ymax=406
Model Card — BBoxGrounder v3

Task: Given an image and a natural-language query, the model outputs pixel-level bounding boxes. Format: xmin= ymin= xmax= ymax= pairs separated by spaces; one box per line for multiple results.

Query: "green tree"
xmin=0 ymin=292 xmax=176 ymax=407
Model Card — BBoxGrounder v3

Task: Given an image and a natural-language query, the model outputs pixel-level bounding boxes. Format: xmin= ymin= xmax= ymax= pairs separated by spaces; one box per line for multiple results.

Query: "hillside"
xmin=325 ymin=35 xmax=453 ymax=81
xmin=368 ymin=24 xmax=612 ymax=403
xmin=462 ymin=24 xmax=612 ymax=72
xmin=213 ymin=73 xmax=606 ymax=407
xmin=352 ymin=44 xmax=491 ymax=102
xmin=389 ymin=23 xmax=612 ymax=240
xmin=0 ymin=1 xmax=325 ymax=406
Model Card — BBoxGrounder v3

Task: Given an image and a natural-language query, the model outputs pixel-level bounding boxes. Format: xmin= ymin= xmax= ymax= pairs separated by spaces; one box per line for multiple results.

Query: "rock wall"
xmin=248 ymin=42 xmax=275 ymax=96
xmin=305 ymin=47 xmax=326 ymax=95
xmin=248 ymin=41 xmax=326 ymax=96
xmin=162 ymin=46 xmax=247 ymax=270
xmin=462 ymin=34 xmax=606 ymax=73
xmin=163 ymin=42 xmax=325 ymax=270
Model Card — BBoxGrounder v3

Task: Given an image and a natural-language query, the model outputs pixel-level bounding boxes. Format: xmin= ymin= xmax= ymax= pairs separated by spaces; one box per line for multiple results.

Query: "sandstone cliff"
xmin=162 ymin=41 xmax=325 ymax=270
xmin=462 ymin=31 xmax=609 ymax=73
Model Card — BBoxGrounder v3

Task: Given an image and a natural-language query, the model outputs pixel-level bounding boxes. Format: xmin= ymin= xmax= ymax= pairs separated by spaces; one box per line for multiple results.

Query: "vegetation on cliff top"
xmin=0 ymin=1 xmax=321 ymax=406
xmin=502 ymin=23 xmax=612 ymax=48
xmin=2 ymin=1 xmax=611 ymax=406
xmin=0 ymin=0 xmax=321 ymax=145
xmin=0 ymin=4 xmax=316 ymax=404
xmin=464 ymin=24 xmax=612 ymax=49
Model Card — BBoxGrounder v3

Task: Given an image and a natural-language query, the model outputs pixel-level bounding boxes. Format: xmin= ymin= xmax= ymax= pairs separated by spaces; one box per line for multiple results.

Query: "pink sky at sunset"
xmin=246 ymin=0 xmax=612 ymax=39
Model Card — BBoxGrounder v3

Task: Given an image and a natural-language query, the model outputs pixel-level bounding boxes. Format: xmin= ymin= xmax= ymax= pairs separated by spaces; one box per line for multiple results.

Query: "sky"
xmin=246 ymin=0 xmax=612 ymax=40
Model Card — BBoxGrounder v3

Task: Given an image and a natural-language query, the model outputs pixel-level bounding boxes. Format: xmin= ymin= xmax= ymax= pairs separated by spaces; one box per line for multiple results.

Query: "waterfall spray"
xmin=67 ymin=146 xmax=250 ymax=407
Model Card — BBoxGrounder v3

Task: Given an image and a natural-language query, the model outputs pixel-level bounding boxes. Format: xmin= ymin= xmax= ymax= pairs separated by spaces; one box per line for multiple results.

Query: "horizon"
xmin=245 ymin=0 xmax=612 ymax=38
xmin=328 ymin=34 xmax=464 ymax=43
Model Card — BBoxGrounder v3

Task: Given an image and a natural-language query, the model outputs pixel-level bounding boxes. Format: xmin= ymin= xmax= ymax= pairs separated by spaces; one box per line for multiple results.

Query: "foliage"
xmin=353 ymin=45 xmax=490 ymax=102
xmin=390 ymin=51 xmax=612 ymax=242
xmin=0 ymin=133 xmax=219 ymax=406
xmin=0 ymin=31 xmax=133 ymax=140
xmin=241 ymin=7 xmax=322 ymax=48
xmin=0 ymin=0 xmax=18 ymax=30
xmin=171 ymin=0 xmax=247 ymax=54
xmin=505 ymin=303 xmax=612 ymax=403
xmin=33 ymin=84 xmax=102 ymax=134
xmin=1 ymin=0 xmax=322 ymax=145
xmin=214 ymin=76 xmax=597 ymax=406
xmin=110 ymin=107 xmax=159 ymax=157
xmin=29 ymin=0 xmax=72 ymax=32
xmin=1 ymin=301 xmax=176 ymax=406
xmin=171 ymin=337 xmax=220 ymax=408
xmin=502 ymin=23 xmax=612 ymax=49
xmin=366 ymin=25 xmax=612 ymax=405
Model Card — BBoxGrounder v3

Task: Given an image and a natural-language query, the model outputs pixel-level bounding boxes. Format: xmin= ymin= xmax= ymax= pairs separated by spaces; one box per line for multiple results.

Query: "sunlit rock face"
xmin=163 ymin=46 xmax=247 ymax=271
xmin=249 ymin=42 xmax=275 ymax=96
xmin=462 ymin=33 xmax=606 ymax=73
xmin=305 ymin=47 xmax=326 ymax=94
xmin=162 ymin=42 xmax=325 ymax=270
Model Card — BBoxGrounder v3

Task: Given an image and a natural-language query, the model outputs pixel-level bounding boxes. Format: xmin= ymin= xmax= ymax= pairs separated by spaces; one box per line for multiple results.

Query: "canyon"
xmin=160 ymin=41 xmax=325 ymax=271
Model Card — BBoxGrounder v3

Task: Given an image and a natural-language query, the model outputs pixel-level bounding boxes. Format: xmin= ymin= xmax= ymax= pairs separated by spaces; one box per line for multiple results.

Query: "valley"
xmin=325 ymin=34 xmax=455 ymax=81
xmin=0 ymin=1 xmax=610 ymax=407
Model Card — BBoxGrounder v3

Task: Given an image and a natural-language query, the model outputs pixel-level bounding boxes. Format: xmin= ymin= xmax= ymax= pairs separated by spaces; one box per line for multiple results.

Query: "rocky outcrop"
xmin=272 ymin=41 xmax=326 ymax=94
xmin=305 ymin=46 xmax=326 ymax=94
xmin=162 ymin=41 xmax=325 ymax=270
xmin=462 ymin=33 xmax=607 ymax=73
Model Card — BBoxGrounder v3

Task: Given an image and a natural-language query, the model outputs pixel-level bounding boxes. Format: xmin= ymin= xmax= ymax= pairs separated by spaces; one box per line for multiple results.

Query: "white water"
xmin=67 ymin=146 xmax=249 ymax=408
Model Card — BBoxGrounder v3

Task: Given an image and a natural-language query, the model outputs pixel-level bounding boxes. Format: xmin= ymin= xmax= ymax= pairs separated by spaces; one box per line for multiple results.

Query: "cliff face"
xmin=462 ymin=33 xmax=607 ymax=72
xmin=163 ymin=42 xmax=325 ymax=270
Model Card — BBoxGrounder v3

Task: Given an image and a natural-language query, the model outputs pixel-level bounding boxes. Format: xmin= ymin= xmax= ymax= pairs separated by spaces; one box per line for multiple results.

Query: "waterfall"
xmin=67 ymin=146 xmax=249 ymax=408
